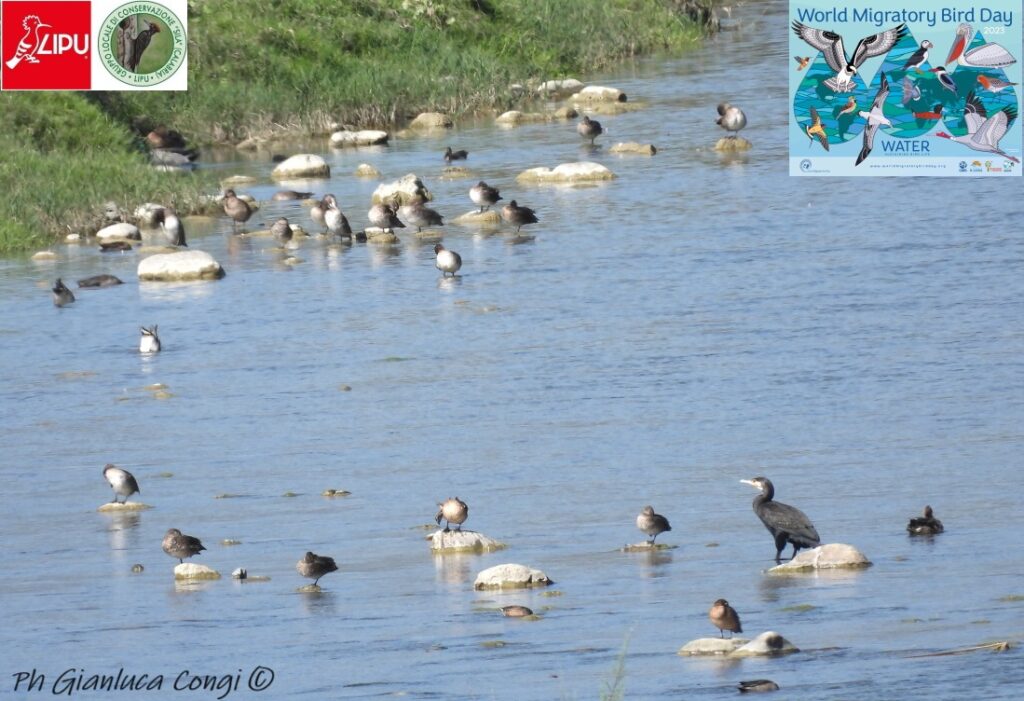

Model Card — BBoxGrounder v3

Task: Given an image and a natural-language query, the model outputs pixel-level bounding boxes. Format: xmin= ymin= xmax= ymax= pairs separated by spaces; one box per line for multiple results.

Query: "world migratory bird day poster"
xmin=790 ymin=0 xmax=1022 ymax=175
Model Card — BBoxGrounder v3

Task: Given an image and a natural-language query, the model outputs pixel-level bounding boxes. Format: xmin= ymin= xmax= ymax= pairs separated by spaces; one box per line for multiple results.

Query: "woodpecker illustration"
xmin=5 ymin=15 xmax=51 ymax=69
xmin=128 ymin=21 xmax=160 ymax=71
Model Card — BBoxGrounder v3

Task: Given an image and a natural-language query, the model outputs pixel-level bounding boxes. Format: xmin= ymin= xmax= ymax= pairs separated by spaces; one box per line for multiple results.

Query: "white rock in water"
xmin=570 ymin=85 xmax=627 ymax=102
xmin=174 ymin=563 xmax=221 ymax=580
xmin=97 ymin=222 xmax=142 ymax=241
xmin=31 ymin=250 xmax=57 ymax=261
xmin=538 ymin=78 xmax=585 ymax=94
xmin=474 ymin=563 xmax=552 ymax=590
xmin=354 ymin=163 xmax=382 ymax=177
xmin=409 ymin=112 xmax=452 ymax=129
xmin=516 ymin=161 xmax=615 ymax=183
xmin=97 ymin=501 xmax=152 ymax=512
xmin=330 ymin=130 xmax=389 ymax=146
xmin=138 ymin=250 xmax=225 ymax=281
xmin=610 ymin=142 xmax=657 ymax=155
xmin=372 ymin=173 xmax=432 ymax=205
xmin=452 ymin=210 xmax=502 ymax=225
xmin=430 ymin=529 xmax=505 ymax=554
xmin=715 ymin=136 xmax=752 ymax=152
xmin=768 ymin=543 xmax=871 ymax=573
xmin=677 ymin=637 xmax=749 ymax=656
xmin=272 ymin=154 xmax=330 ymax=179
xmin=731 ymin=631 xmax=799 ymax=657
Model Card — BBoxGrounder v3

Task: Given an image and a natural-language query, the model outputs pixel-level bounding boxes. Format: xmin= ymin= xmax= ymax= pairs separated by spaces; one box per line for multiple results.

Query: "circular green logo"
xmin=99 ymin=3 xmax=186 ymax=86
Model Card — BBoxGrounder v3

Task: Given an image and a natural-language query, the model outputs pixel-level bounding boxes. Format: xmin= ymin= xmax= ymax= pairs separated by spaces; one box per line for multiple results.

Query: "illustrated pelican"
xmin=946 ymin=23 xmax=1017 ymax=68
xmin=935 ymin=90 xmax=1020 ymax=163
xmin=856 ymin=72 xmax=891 ymax=166
xmin=804 ymin=107 xmax=830 ymax=151
xmin=792 ymin=21 xmax=906 ymax=93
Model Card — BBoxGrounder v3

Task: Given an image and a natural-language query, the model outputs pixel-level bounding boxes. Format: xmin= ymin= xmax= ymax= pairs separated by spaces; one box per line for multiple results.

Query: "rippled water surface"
xmin=2 ymin=3 xmax=1023 ymax=699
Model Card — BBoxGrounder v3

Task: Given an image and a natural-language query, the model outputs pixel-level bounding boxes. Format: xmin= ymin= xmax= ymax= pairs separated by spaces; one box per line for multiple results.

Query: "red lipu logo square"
xmin=1 ymin=1 xmax=91 ymax=90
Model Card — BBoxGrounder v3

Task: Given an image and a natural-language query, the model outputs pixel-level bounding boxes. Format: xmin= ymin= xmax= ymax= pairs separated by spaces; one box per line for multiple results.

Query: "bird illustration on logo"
xmin=5 ymin=15 xmax=51 ymax=69
xmin=127 ymin=20 xmax=160 ymax=72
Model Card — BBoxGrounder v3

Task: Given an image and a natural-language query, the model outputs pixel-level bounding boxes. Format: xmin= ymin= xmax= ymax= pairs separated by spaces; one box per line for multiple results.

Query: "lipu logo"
xmin=1 ymin=1 xmax=91 ymax=90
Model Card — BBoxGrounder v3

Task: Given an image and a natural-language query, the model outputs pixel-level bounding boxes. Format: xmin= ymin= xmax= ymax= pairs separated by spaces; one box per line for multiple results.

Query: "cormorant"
xmin=741 ymin=477 xmax=820 ymax=562
xmin=907 ymin=505 xmax=944 ymax=535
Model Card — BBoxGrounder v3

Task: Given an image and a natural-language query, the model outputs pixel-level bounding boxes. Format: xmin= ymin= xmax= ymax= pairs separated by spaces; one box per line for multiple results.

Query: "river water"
xmin=2 ymin=2 xmax=1022 ymax=699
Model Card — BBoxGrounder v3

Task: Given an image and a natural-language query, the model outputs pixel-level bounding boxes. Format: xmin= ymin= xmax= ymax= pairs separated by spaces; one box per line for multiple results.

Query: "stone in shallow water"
xmin=474 ymin=563 xmax=552 ymax=590
xmin=731 ymin=631 xmax=799 ymax=657
xmin=97 ymin=501 xmax=152 ymax=512
xmin=768 ymin=543 xmax=871 ymax=573
xmin=330 ymin=130 xmax=389 ymax=147
xmin=97 ymin=222 xmax=141 ymax=241
xmin=272 ymin=154 xmax=330 ymax=179
xmin=516 ymin=161 xmax=615 ymax=183
xmin=430 ymin=529 xmax=506 ymax=554
xmin=570 ymin=85 xmax=627 ymax=102
xmin=409 ymin=112 xmax=452 ymax=130
xmin=354 ymin=163 xmax=382 ymax=177
xmin=621 ymin=542 xmax=677 ymax=552
xmin=715 ymin=136 xmax=752 ymax=152
xmin=610 ymin=142 xmax=657 ymax=155
xmin=137 ymin=250 xmax=225 ymax=281
xmin=297 ymin=583 xmax=323 ymax=593
xmin=678 ymin=637 xmax=749 ymax=656
xmin=32 ymin=250 xmax=57 ymax=261
xmin=372 ymin=173 xmax=432 ymax=205
xmin=452 ymin=210 xmax=501 ymax=226
xmin=174 ymin=563 xmax=220 ymax=580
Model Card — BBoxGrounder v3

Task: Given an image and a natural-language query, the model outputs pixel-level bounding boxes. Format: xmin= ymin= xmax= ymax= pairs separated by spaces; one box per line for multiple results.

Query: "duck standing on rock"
xmin=296 ymin=551 xmax=338 ymax=587
xmin=310 ymin=196 xmax=329 ymax=233
xmin=434 ymin=243 xmax=462 ymax=277
xmin=401 ymin=201 xmax=444 ymax=233
xmin=271 ymin=217 xmax=292 ymax=245
xmin=162 ymin=528 xmax=206 ymax=564
xmin=324 ymin=195 xmax=353 ymax=239
xmin=501 ymin=200 xmax=539 ymax=233
xmin=139 ymin=325 xmax=161 ymax=353
xmin=52 ymin=278 xmax=75 ymax=307
xmin=577 ymin=115 xmax=604 ymax=145
xmin=368 ymin=203 xmax=405 ymax=235
xmin=436 ymin=497 xmax=468 ymax=532
xmin=907 ymin=505 xmax=944 ymax=535
xmin=103 ymin=464 xmax=140 ymax=504
xmin=636 ymin=505 xmax=672 ymax=544
xmin=716 ymin=103 xmax=747 ymax=138
xmin=709 ymin=599 xmax=743 ymax=638
xmin=469 ymin=181 xmax=502 ymax=213
xmin=155 ymin=207 xmax=186 ymax=247
xmin=221 ymin=189 xmax=252 ymax=233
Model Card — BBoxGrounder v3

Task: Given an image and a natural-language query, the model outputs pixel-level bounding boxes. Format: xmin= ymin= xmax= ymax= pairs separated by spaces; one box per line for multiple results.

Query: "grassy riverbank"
xmin=0 ymin=0 xmax=709 ymax=252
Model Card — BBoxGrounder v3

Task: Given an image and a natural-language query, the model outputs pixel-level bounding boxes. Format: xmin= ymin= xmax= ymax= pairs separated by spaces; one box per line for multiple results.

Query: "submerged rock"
xmin=516 ymin=161 xmax=615 ymax=183
xmin=354 ymin=163 xmax=382 ymax=177
xmin=330 ymin=129 xmax=389 ymax=147
xmin=551 ymin=106 xmax=579 ymax=120
xmin=31 ymin=250 xmax=57 ymax=261
xmin=440 ymin=166 xmax=472 ymax=179
xmin=174 ymin=563 xmax=221 ymax=580
xmin=430 ymin=529 xmax=506 ymax=554
xmin=621 ymin=542 xmax=676 ymax=552
xmin=409 ymin=112 xmax=452 ymax=130
xmin=496 ymin=110 xmax=547 ymax=126
xmin=610 ymin=142 xmax=657 ymax=155
xmin=678 ymin=637 xmax=749 ymax=656
xmin=715 ymin=136 xmax=753 ymax=152
xmin=768 ymin=543 xmax=871 ymax=573
xmin=372 ymin=173 xmax=432 ymax=205
xmin=97 ymin=222 xmax=142 ymax=242
xmin=538 ymin=78 xmax=585 ymax=95
xmin=321 ymin=489 xmax=352 ymax=497
xmin=221 ymin=174 xmax=257 ymax=186
xmin=97 ymin=501 xmax=152 ymax=512
xmin=474 ymin=563 xmax=552 ymax=590
xmin=569 ymin=85 xmax=627 ymax=102
xmin=452 ymin=210 xmax=502 ymax=226
xmin=731 ymin=632 xmax=799 ymax=657
xmin=138 ymin=250 xmax=225 ymax=281
xmin=272 ymin=154 xmax=330 ymax=179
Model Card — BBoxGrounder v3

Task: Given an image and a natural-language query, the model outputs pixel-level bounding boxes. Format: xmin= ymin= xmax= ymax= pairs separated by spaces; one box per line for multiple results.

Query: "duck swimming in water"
xmin=435 ymin=497 xmax=468 ymax=531
xmin=296 ymin=551 xmax=339 ymax=587
xmin=907 ymin=505 xmax=944 ymax=535
xmin=741 ymin=477 xmax=821 ymax=562
xmin=434 ymin=243 xmax=462 ymax=277
xmin=139 ymin=325 xmax=161 ymax=353
xmin=738 ymin=680 xmax=780 ymax=693
xmin=103 ymin=464 xmax=140 ymax=504
xmin=271 ymin=190 xmax=313 ymax=201
xmin=77 ymin=274 xmax=123 ymax=288
xmin=444 ymin=146 xmax=468 ymax=162
xmin=52 ymin=278 xmax=75 ymax=307
xmin=271 ymin=217 xmax=292 ymax=245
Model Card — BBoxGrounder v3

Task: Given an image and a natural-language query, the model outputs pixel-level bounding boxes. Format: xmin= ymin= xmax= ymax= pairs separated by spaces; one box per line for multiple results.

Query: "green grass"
xmin=0 ymin=0 xmax=708 ymax=252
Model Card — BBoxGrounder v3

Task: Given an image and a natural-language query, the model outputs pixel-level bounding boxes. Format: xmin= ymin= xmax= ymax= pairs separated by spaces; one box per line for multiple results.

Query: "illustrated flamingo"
xmin=935 ymin=90 xmax=1019 ymax=163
